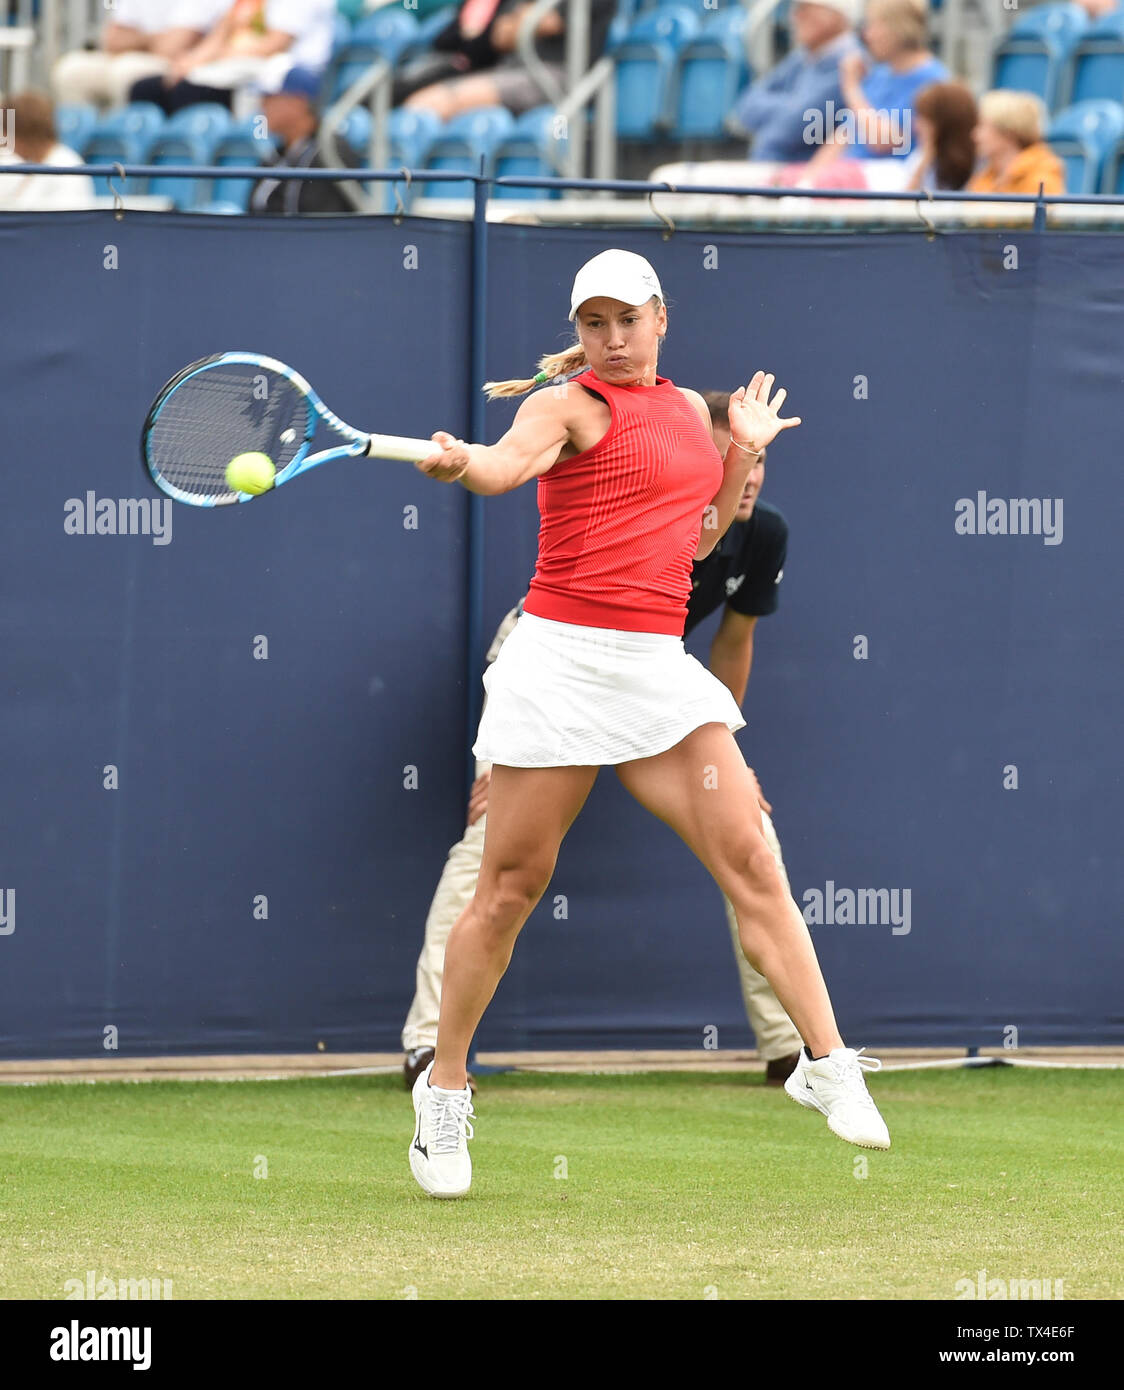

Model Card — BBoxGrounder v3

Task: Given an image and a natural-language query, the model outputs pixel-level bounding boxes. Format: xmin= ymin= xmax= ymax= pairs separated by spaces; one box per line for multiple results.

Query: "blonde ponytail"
xmin=482 ymin=341 xmax=589 ymax=400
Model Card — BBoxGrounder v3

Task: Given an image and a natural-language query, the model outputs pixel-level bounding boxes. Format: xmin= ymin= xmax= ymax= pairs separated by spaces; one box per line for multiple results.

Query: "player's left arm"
xmin=708 ymin=608 xmax=757 ymax=707
xmin=675 ymin=386 xmax=739 ymax=558
xmin=710 ymin=607 xmax=771 ymax=811
xmin=678 ymin=387 xmax=736 ymax=561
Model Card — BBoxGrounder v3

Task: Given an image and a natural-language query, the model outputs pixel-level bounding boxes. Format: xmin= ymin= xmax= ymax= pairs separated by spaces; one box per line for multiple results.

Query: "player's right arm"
xmin=416 ymin=388 xmax=572 ymax=495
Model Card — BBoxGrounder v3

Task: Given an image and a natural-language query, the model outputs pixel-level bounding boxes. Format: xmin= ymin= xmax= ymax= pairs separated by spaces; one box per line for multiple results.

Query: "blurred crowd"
xmin=2 ymin=0 xmax=1119 ymax=211
xmin=656 ymin=0 xmax=1103 ymax=195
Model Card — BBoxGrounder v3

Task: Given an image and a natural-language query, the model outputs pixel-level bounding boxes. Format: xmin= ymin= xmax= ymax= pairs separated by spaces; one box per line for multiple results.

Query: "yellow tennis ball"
xmin=225 ymin=451 xmax=276 ymax=495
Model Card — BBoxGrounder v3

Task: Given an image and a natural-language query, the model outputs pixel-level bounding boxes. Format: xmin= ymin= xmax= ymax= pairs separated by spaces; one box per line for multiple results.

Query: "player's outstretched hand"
xmin=728 ymin=373 xmax=801 ymax=452
xmin=417 ymin=431 xmax=470 ymax=482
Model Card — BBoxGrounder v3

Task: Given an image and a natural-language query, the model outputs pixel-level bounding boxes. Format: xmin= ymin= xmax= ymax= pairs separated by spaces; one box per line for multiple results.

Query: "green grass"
xmin=1 ymin=1069 xmax=1120 ymax=1300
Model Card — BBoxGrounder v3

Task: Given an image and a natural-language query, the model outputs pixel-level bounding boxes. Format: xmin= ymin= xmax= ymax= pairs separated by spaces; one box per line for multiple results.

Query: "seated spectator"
xmin=903 ymin=81 xmax=977 ymax=191
xmin=808 ymin=0 xmax=946 ymax=168
xmin=728 ymin=0 xmax=863 ymax=163
xmin=399 ymin=0 xmax=616 ymax=119
xmin=966 ymin=90 xmax=1065 ymax=196
xmin=0 ymin=90 xmax=96 ymax=210
xmin=129 ymin=0 xmax=335 ymax=115
xmin=248 ymin=65 xmax=359 ymax=215
xmin=391 ymin=0 xmax=512 ymax=107
xmin=51 ymin=1 xmax=226 ymax=110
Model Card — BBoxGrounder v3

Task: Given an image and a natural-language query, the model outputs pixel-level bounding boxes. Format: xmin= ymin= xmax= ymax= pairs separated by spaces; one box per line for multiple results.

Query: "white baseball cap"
xmin=569 ymin=249 xmax=664 ymax=322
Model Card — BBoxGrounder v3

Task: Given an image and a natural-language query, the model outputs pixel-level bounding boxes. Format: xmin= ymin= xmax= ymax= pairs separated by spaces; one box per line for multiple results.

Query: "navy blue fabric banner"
xmin=1 ymin=213 xmax=472 ymax=1057
xmin=0 ymin=212 xmax=1119 ymax=1057
xmin=476 ymin=226 xmax=1123 ymax=1051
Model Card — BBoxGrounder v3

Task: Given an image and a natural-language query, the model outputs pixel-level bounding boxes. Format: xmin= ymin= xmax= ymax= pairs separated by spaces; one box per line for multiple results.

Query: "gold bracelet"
xmin=731 ymin=437 xmax=765 ymax=457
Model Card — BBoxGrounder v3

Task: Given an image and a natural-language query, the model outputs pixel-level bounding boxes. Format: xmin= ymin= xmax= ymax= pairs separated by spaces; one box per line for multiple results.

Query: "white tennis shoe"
xmin=409 ymin=1061 xmax=475 ymax=1198
xmin=784 ymin=1046 xmax=891 ymax=1150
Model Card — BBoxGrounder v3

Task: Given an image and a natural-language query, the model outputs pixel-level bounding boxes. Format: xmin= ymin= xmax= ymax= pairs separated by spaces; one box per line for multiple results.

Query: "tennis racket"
xmin=141 ymin=352 xmax=436 ymax=507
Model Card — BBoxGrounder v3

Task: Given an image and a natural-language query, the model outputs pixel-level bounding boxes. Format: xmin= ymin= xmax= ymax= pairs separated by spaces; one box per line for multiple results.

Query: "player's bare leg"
xmin=429 ymin=763 xmax=598 ymax=1089
xmin=615 ymin=724 xmax=840 ymax=1053
xmin=614 ymin=724 xmax=889 ymax=1149
xmin=410 ymin=763 xmax=598 ymax=1196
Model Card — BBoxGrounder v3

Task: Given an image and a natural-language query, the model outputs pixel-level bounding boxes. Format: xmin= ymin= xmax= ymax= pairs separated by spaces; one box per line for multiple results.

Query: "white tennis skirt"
xmin=472 ymin=611 xmax=746 ymax=767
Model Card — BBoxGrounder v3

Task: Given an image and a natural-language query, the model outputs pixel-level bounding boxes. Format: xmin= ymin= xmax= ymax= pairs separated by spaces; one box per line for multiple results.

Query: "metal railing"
xmin=4 ymin=159 xmax=1123 ymax=218
xmin=321 ymin=59 xmax=396 ymax=214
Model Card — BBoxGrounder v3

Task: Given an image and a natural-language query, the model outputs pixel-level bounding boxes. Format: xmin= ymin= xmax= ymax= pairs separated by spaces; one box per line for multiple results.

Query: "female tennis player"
xmin=408 ymin=249 xmax=889 ymax=1197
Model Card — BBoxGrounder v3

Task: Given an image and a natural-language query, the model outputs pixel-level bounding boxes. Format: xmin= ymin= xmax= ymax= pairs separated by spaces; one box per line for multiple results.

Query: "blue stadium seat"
xmin=669 ymin=8 xmax=750 ymax=140
xmin=1066 ymin=13 xmax=1124 ymax=107
xmin=329 ymin=10 xmax=419 ymax=99
xmin=400 ymin=5 xmax=459 ymax=62
xmin=606 ymin=12 xmax=631 ymax=52
xmin=81 ymin=106 xmax=166 ymax=194
xmin=992 ymin=3 xmax=1089 ymax=111
xmin=389 ymin=107 xmax=442 ymax=166
xmin=224 ymin=115 xmax=269 ymax=142
xmin=333 ymin=11 xmax=353 ymax=47
xmin=209 ymin=126 xmax=273 ymax=210
xmin=493 ymin=105 xmax=567 ymax=198
xmin=350 ymin=9 xmax=420 ymax=57
xmin=1047 ymin=98 xmax=1124 ymax=192
xmin=94 ymin=102 xmax=166 ymax=144
xmin=324 ymin=109 xmax=441 ymax=211
xmin=613 ymin=6 xmax=701 ymax=140
xmin=1100 ymin=133 xmax=1124 ymax=192
xmin=145 ymin=131 xmax=224 ymax=210
xmin=164 ymin=104 xmax=232 ymax=144
xmin=196 ymin=200 xmax=246 ymax=215
xmin=421 ymin=108 xmax=515 ymax=198
xmin=56 ymin=104 xmax=98 ymax=154
xmin=337 ymin=105 xmax=373 ymax=156
xmin=80 ymin=131 xmax=151 ymax=197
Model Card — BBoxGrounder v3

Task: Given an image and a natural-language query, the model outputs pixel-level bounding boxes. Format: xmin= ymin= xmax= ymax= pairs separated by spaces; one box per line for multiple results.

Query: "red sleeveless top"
xmin=522 ymin=370 xmax=723 ymax=636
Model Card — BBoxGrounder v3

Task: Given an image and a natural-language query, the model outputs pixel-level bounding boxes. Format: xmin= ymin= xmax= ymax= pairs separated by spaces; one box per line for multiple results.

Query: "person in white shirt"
xmin=0 ymin=91 xmax=96 ymax=210
xmin=51 ymin=0 xmax=227 ymax=111
xmin=128 ymin=0 xmax=337 ymax=115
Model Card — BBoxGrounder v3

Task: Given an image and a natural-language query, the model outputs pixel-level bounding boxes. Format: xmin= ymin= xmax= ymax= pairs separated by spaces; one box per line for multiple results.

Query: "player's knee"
xmin=727 ymin=832 xmax=781 ymax=895
xmin=476 ymin=863 xmax=551 ymax=931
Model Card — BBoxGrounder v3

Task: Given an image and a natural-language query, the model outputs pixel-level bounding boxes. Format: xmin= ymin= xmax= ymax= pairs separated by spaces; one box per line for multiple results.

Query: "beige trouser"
xmin=401 ymin=787 xmax=805 ymax=1062
xmin=52 ymin=51 xmax=170 ymax=109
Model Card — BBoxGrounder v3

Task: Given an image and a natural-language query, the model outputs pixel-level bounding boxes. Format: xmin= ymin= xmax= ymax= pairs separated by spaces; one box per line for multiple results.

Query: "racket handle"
xmin=365 ymin=433 xmax=437 ymax=463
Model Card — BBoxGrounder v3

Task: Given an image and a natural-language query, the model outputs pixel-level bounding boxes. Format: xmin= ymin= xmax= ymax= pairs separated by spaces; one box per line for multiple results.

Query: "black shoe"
xmin=404 ymin=1047 xmax=476 ymax=1095
xmin=764 ymin=1052 xmax=802 ymax=1087
xmin=403 ymin=1047 xmax=435 ymax=1090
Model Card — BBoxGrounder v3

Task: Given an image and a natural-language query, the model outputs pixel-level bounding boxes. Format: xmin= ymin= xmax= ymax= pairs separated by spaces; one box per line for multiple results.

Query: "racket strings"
xmin=145 ymin=364 xmax=309 ymax=504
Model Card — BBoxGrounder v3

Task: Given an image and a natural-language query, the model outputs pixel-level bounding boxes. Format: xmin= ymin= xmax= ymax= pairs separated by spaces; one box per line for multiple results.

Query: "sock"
xmin=804 ymin=1046 xmax=830 ymax=1062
